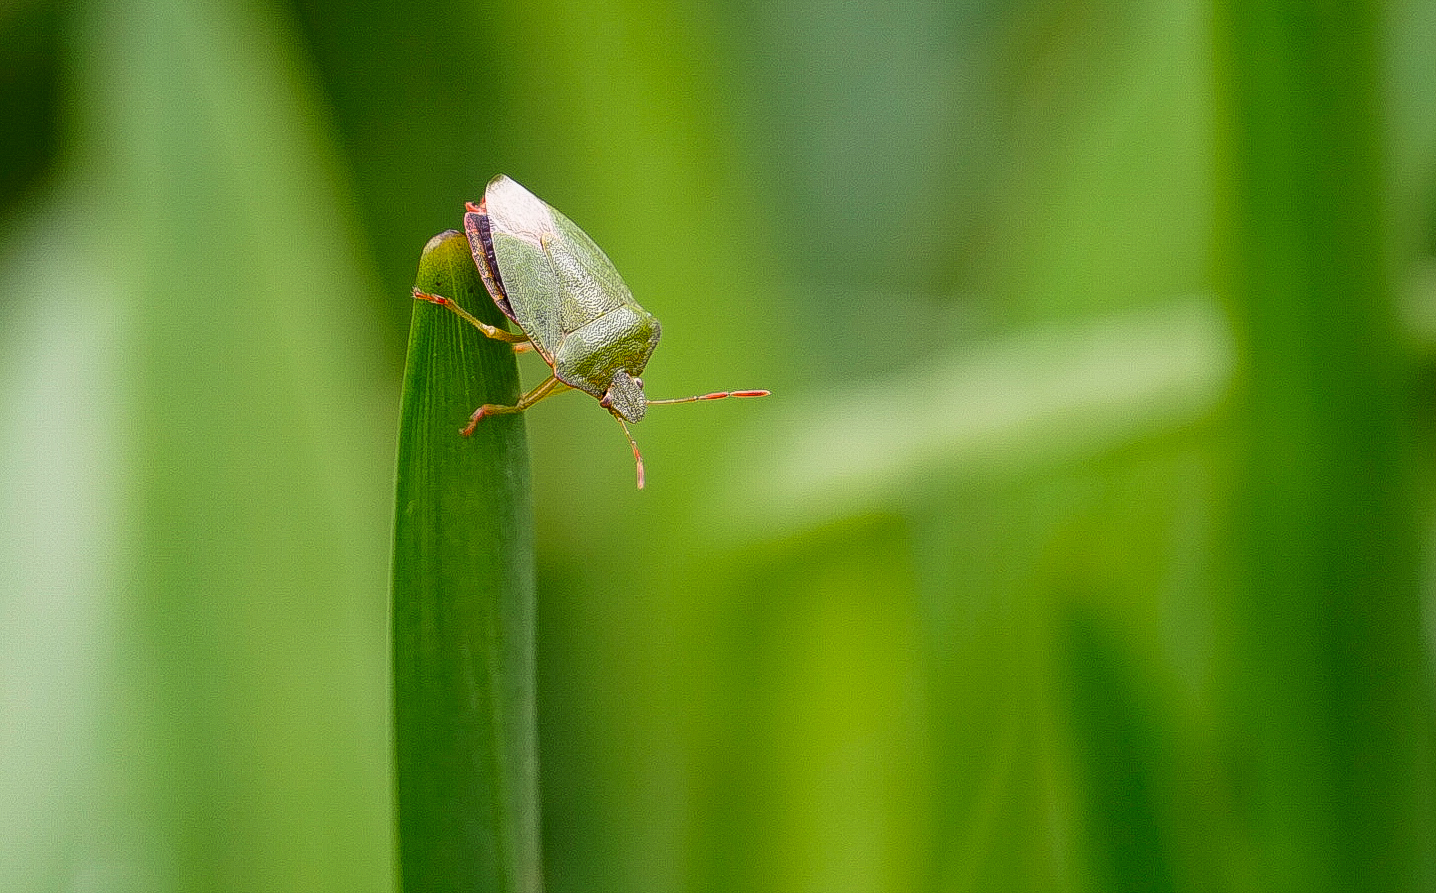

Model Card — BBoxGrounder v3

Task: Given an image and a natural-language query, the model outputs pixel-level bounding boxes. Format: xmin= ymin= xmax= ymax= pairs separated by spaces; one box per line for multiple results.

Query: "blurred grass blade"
xmin=1057 ymin=608 xmax=1177 ymax=893
xmin=1214 ymin=1 xmax=1436 ymax=889
xmin=70 ymin=0 xmax=397 ymax=885
xmin=724 ymin=296 xmax=1231 ymax=534
xmin=391 ymin=230 xmax=539 ymax=893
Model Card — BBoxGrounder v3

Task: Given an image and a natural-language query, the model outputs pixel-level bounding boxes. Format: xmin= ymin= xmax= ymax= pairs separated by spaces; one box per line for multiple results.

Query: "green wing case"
xmin=485 ymin=176 xmax=661 ymax=400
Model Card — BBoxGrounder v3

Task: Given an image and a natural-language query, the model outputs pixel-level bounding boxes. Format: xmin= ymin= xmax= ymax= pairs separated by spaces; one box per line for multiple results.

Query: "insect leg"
xmin=412 ymin=287 xmax=530 ymax=344
xmin=646 ymin=389 xmax=771 ymax=406
xmin=461 ymin=375 xmax=571 ymax=436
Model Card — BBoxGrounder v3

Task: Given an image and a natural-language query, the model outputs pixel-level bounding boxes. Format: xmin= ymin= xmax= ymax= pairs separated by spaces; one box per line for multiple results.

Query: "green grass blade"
xmin=719 ymin=297 xmax=1231 ymax=535
xmin=56 ymin=0 xmax=397 ymax=885
xmin=391 ymin=230 xmax=539 ymax=893
xmin=1214 ymin=1 xmax=1436 ymax=889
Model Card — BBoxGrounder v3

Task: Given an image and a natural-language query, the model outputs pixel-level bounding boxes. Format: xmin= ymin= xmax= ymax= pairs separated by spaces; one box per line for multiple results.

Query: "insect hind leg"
xmin=412 ymin=287 xmax=530 ymax=345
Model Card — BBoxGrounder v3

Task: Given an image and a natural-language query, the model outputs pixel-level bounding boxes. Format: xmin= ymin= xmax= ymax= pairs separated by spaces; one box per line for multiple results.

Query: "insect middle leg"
xmin=462 ymin=374 xmax=571 ymax=436
xmin=412 ymin=287 xmax=530 ymax=346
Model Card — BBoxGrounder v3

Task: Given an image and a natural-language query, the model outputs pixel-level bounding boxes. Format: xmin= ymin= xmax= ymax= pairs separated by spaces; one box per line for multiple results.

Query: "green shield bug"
xmin=413 ymin=174 xmax=770 ymax=488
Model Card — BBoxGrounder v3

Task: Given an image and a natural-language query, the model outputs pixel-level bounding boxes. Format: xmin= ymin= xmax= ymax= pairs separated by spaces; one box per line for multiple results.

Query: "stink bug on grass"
xmin=414 ymin=174 xmax=770 ymax=488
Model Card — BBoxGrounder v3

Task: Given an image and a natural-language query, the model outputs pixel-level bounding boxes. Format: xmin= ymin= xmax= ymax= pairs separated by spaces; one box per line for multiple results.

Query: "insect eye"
xmin=600 ymin=393 xmax=613 ymax=408
xmin=634 ymin=377 xmax=643 ymax=388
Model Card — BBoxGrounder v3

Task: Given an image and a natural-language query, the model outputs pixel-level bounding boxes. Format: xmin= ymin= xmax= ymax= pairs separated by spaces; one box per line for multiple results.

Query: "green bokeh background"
xmin=3 ymin=0 xmax=1436 ymax=890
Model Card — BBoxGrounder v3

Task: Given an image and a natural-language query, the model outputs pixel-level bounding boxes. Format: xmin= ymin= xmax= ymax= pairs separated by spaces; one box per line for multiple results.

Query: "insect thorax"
xmin=553 ymin=306 xmax=661 ymax=405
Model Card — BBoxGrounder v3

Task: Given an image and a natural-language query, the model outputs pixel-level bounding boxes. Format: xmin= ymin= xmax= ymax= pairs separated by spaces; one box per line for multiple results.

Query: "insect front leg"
xmin=412 ymin=287 xmax=530 ymax=346
xmin=461 ymin=375 xmax=571 ymax=436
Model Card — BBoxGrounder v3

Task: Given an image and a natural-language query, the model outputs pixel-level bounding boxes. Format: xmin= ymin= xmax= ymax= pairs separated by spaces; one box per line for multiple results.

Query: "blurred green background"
xmin=4 ymin=0 xmax=1436 ymax=890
